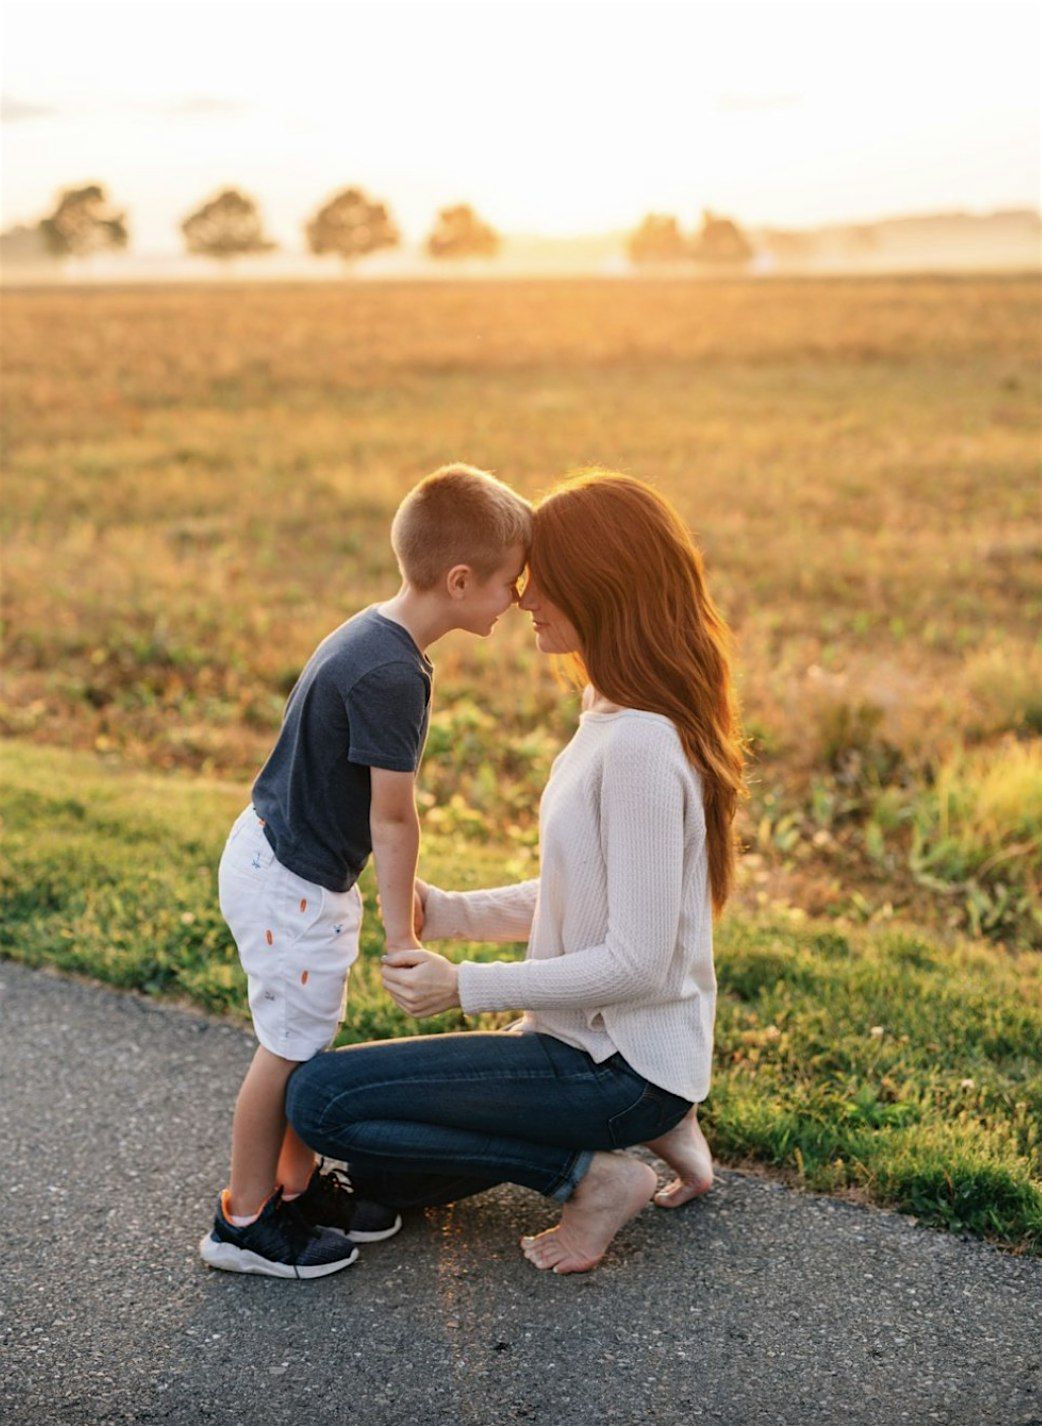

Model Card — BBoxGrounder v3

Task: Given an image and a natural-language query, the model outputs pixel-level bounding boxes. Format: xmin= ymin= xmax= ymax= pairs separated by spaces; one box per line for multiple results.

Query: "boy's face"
xmin=450 ymin=543 xmax=527 ymax=637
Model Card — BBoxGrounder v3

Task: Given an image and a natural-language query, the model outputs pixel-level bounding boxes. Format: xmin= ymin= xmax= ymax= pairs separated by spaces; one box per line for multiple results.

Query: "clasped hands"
xmin=379 ymin=879 xmax=461 ymax=1018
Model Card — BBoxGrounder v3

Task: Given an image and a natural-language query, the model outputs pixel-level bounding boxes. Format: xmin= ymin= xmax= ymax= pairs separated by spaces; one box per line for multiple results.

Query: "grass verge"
xmin=2 ymin=739 xmax=1039 ymax=1253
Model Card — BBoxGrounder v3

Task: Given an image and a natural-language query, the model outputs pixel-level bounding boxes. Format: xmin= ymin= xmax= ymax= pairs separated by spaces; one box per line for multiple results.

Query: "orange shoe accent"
xmin=265 ymin=930 xmax=273 ymax=945
xmin=222 ymin=1186 xmax=270 ymax=1225
xmin=300 ymin=970 xmax=309 ymax=985
xmin=299 ymin=898 xmax=307 ymax=912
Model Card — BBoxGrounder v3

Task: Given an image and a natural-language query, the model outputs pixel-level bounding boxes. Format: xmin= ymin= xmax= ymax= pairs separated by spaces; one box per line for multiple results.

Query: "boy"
xmin=199 ymin=463 xmax=532 ymax=1277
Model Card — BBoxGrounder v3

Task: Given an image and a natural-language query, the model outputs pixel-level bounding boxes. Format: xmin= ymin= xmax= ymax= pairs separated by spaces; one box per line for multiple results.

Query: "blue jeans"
xmin=285 ymin=1029 xmax=694 ymax=1206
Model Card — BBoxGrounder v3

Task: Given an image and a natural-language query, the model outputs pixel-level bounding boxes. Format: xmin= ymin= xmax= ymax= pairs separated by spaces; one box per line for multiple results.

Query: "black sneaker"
xmin=295 ymin=1164 xmax=402 ymax=1244
xmin=198 ymin=1187 xmax=359 ymax=1278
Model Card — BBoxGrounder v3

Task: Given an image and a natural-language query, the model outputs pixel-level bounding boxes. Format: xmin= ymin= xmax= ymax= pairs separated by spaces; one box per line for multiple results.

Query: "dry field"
xmin=3 ymin=275 xmax=1039 ymax=943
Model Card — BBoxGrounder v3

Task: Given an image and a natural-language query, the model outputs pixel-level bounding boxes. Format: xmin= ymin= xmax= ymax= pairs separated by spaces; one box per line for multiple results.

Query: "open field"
xmin=1 ymin=276 xmax=1040 ymax=1246
xmin=3 ymin=275 xmax=1040 ymax=942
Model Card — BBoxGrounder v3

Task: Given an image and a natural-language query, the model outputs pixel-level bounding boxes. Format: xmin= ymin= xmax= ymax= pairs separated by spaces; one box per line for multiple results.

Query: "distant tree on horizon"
xmin=426 ymin=204 xmax=500 ymax=259
xmin=841 ymin=224 xmax=879 ymax=253
xmin=627 ymin=213 xmax=688 ymax=265
xmin=304 ymin=187 xmax=399 ymax=263
xmin=690 ymin=209 xmax=754 ymax=265
xmin=181 ymin=189 xmax=276 ymax=261
xmin=39 ymin=184 xmax=128 ymax=259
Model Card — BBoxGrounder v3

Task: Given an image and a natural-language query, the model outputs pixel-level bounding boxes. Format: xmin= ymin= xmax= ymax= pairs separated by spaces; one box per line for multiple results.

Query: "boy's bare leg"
xmin=276 ymin=1122 xmax=320 ymax=1198
xmin=642 ymin=1106 xmax=715 ymax=1207
xmin=228 ymin=1045 xmax=314 ymax=1217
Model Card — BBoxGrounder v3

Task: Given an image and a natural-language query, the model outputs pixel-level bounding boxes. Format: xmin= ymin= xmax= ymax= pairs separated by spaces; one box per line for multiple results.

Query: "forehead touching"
xmin=500 ymin=542 xmax=528 ymax=579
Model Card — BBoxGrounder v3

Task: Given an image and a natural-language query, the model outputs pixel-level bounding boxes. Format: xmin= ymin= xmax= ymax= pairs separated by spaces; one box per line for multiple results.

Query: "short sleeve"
xmin=344 ymin=661 xmax=430 ymax=772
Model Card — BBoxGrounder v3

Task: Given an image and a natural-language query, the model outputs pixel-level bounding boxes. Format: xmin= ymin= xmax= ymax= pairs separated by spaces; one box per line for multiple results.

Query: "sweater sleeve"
xmin=456 ymin=730 xmax=692 ymax=1015
xmin=422 ymin=880 xmax=539 ymax=943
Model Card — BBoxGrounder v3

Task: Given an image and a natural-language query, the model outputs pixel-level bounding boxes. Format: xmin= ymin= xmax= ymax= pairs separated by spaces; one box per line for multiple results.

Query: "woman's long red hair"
xmin=530 ymin=470 xmax=745 ymax=915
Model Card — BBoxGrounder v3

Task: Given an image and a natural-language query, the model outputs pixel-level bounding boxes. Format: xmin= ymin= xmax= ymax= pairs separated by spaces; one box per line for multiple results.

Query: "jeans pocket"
xmin=607 ymin=1085 xmax=665 ymax=1148
xmin=607 ymin=1082 xmax=693 ymax=1148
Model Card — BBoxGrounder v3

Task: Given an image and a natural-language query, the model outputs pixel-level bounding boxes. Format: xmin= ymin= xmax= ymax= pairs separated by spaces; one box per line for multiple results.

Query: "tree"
xmin=181 ymin=189 xmax=275 ymax=260
xmin=304 ymin=187 xmax=399 ymax=263
xmin=627 ymin=213 xmax=688 ymax=265
xmin=39 ymin=184 xmax=128 ymax=258
xmin=426 ymin=204 xmax=500 ymax=259
xmin=690 ymin=209 xmax=754 ymax=265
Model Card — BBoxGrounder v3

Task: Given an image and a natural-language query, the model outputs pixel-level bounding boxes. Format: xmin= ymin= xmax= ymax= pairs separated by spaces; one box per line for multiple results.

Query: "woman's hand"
xmin=380 ymin=946 xmax=459 ymax=1018
xmin=413 ymin=878 xmax=429 ymax=938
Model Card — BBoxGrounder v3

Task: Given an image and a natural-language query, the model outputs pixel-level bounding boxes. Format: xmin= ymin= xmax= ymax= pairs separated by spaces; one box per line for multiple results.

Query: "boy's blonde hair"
xmin=391 ymin=464 xmax=532 ymax=591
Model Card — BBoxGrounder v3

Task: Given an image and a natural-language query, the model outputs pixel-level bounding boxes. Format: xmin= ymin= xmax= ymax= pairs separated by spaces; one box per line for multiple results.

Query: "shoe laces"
xmin=320 ymin=1158 xmax=354 ymax=1192
xmin=308 ymin=1163 xmax=356 ymax=1224
xmin=273 ymin=1190 xmax=326 ymax=1254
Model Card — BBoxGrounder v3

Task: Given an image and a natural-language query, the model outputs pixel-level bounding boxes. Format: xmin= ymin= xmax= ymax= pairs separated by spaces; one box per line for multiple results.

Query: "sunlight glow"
xmin=2 ymin=0 xmax=1039 ymax=252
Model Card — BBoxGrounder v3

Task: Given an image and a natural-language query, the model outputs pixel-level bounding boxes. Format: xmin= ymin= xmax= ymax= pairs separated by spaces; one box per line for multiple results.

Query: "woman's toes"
xmin=519 ymin=1230 xmax=571 ymax=1270
xmin=653 ymin=1174 xmax=712 ymax=1208
xmin=530 ymin=1248 xmax=567 ymax=1272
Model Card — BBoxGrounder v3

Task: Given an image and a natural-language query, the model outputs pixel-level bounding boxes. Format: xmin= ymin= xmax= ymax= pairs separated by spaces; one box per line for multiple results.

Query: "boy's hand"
xmin=380 ymin=947 xmax=459 ymax=1018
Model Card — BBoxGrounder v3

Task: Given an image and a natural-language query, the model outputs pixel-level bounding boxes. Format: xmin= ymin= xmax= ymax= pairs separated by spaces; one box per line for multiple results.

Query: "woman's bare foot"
xmin=642 ymin=1108 xmax=714 ymax=1208
xmin=520 ymin=1152 xmax=657 ymax=1275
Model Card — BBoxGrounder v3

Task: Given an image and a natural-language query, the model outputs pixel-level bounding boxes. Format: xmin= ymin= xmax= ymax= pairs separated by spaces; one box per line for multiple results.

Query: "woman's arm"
xmin=455 ymin=738 xmax=694 ymax=1015
xmin=421 ymin=879 xmax=539 ymax=943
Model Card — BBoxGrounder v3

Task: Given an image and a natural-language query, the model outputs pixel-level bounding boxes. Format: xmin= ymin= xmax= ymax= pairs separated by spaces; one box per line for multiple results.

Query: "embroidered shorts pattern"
xmin=218 ymin=805 xmax=364 ymax=1061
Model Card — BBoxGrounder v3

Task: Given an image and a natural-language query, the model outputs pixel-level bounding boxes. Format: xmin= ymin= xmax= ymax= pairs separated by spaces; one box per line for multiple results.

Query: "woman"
xmin=286 ymin=469 xmax=745 ymax=1274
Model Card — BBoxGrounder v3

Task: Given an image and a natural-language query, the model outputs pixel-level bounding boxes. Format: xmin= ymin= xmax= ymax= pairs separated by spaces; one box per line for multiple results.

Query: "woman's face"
xmin=518 ymin=573 xmax=582 ymax=654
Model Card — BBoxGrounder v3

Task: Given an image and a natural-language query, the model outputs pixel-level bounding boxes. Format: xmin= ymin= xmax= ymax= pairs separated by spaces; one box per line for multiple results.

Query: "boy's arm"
xmin=370 ymin=767 xmax=422 ymax=949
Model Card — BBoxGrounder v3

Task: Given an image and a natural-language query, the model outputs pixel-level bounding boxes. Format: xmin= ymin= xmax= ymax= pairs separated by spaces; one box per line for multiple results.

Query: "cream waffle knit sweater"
xmin=421 ymin=708 xmax=716 ymax=1102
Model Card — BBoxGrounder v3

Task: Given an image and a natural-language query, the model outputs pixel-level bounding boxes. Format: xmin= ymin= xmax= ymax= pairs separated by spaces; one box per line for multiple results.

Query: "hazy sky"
xmin=2 ymin=0 xmax=1039 ymax=252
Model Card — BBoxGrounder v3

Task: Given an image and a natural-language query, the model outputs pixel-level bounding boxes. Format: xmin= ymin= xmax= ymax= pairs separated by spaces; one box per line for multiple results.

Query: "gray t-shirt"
xmin=251 ymin=605 xmax=433 ymax=892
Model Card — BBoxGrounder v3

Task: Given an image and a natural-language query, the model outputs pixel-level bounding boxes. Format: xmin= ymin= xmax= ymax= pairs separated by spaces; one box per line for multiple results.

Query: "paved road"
xmin=1 ymin=960 xmax=1039 ymax=1426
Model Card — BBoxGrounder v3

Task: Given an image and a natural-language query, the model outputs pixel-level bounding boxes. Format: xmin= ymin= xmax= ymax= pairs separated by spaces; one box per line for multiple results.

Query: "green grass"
xmin=3 ymin=738 xmax=1039 ymax=1253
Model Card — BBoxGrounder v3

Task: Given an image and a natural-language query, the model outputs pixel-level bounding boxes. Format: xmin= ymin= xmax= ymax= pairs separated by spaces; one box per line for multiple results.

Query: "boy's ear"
xmin=445 ymin=563 xmax=472 ymax=599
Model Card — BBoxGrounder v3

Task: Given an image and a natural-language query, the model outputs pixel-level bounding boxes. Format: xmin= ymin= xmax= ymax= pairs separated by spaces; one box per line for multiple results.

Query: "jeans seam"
xmin=544 ymin=1148 xmax=585 ymax=1201
xmin=316 ymin=1071 xmax=565 ymax=1131
xmin=331 ymin=1126 xmax=570 ymax=1195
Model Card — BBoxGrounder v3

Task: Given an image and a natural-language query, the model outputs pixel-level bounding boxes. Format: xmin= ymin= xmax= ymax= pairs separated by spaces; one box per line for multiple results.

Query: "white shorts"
xmin=218 ymin=805 xmax=364 ymax=1061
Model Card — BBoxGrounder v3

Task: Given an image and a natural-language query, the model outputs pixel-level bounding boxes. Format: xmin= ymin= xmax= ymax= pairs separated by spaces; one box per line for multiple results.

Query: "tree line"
xmin=22 ymin=184 xmax=504 ymax=263
xmin=20 ymin=183 xmax=755 ymax=267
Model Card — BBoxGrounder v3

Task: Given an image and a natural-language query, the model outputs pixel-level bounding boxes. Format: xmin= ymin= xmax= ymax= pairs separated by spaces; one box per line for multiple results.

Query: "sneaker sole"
xmin=312 ymin=1214 xmax=403 ymax=1244
xmin=198 ymin=1232 xmax=358 ymax=1278
xmin=347 ymin=1214 xmax=403 ymax=1244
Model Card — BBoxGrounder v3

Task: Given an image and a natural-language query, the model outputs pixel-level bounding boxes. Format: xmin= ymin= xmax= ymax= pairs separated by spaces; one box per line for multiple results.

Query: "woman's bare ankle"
xmin=642 ymin=1111 xmax=714 ymax=1207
